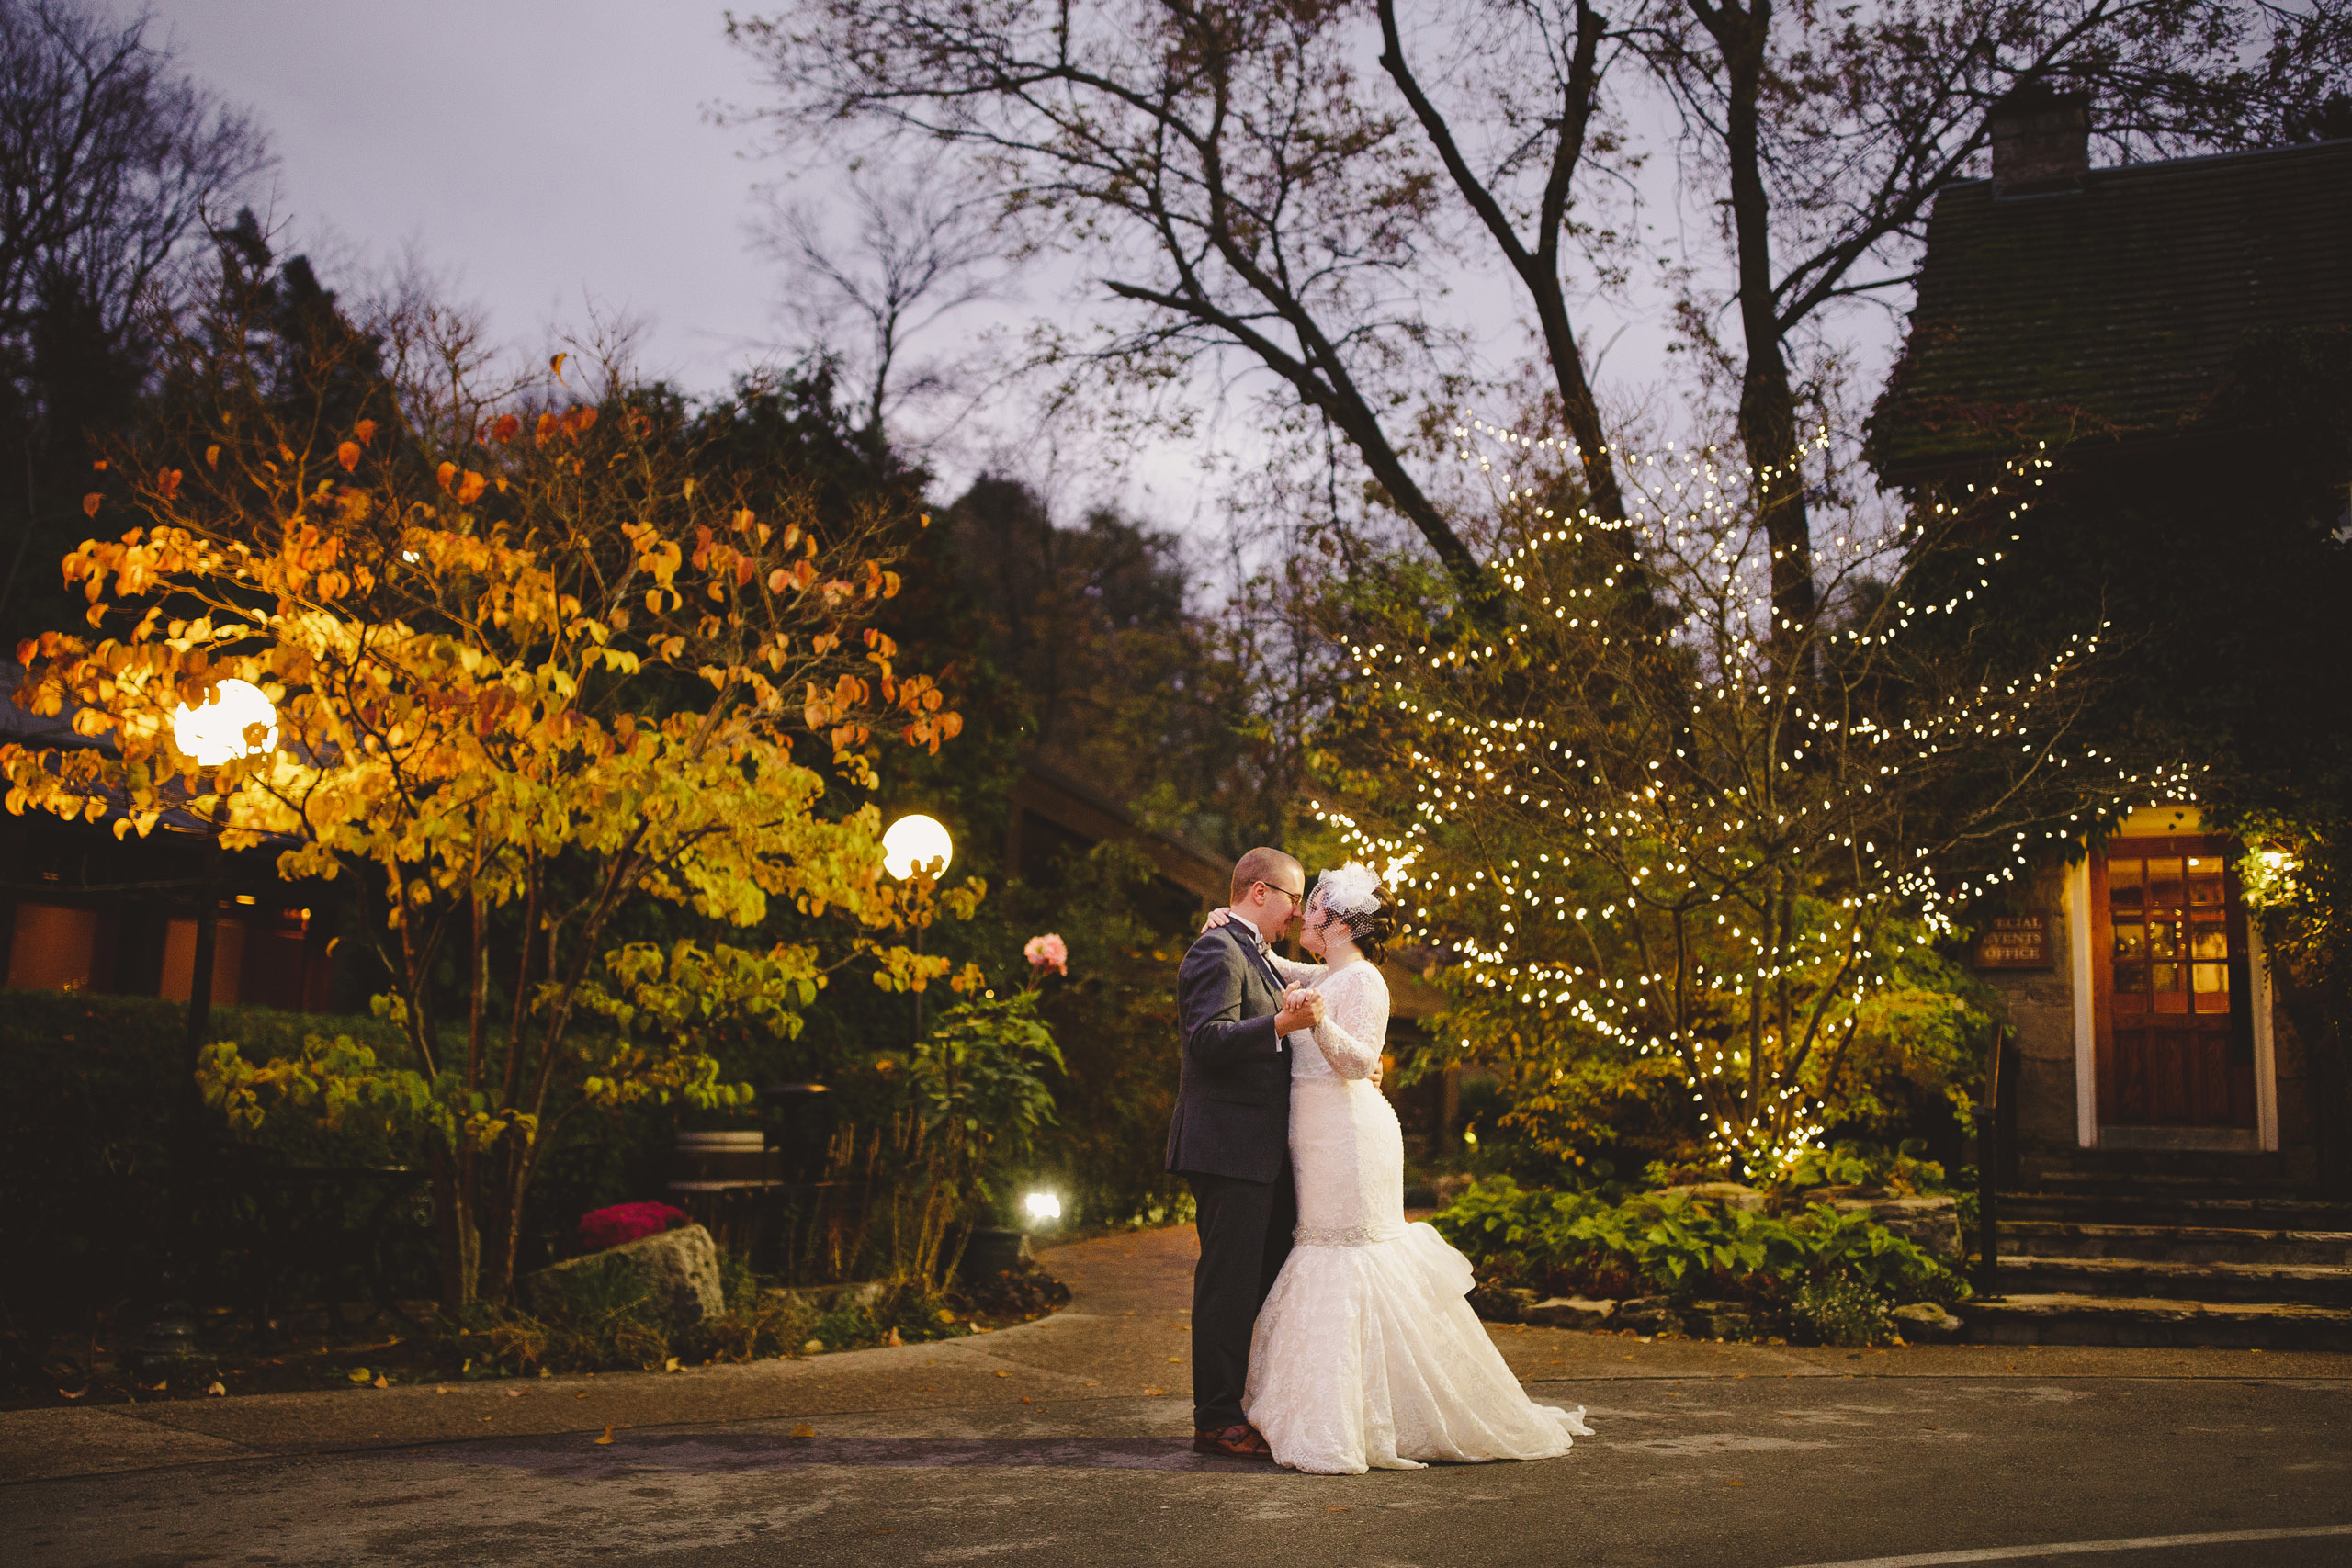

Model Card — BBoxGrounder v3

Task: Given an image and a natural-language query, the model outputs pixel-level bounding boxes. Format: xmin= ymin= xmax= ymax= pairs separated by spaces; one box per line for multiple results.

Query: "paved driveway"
xmin=6 ymin=1226 xmax=2348 ymax=1567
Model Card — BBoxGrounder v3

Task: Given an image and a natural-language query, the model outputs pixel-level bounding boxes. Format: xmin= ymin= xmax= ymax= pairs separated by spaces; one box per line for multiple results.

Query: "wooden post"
xmin=1973 ymin=1026 xmax=2006 ymax=1299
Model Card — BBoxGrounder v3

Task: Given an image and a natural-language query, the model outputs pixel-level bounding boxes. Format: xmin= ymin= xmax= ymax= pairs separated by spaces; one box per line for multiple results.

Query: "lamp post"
xmin=136 ymin=680 xmax=277 ymax=1372
xmin=882 ymin=814 xmax=953 ymax=1042
xmin=169 ymin=680 xmax=278 ymax=1100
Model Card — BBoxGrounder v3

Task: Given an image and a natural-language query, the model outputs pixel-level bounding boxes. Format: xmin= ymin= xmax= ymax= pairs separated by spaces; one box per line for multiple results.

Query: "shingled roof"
xmin=1869 ymin=137 xmax=2352 ymax=479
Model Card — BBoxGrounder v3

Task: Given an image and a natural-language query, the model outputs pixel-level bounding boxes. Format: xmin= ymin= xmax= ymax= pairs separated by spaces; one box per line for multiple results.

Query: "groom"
xmin=1168 ymin=846 xmax=1324 ymax=1459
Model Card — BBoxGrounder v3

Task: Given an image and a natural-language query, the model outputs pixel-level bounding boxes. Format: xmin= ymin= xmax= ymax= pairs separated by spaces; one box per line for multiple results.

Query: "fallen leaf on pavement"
xmin=575 ymin=1392 xmax=589 ymax=1399
xmin=59 ymin=1387 xmax=85 ymax=1400
xmin=663 ymin=1358 xmax=681 ymax=1372
xmin=789 ymin=1425 xmax=815 ymax=1439
xmin=372 ymin=1374 xmax=390 ymax=1389
xmin=594 ymin=1427 xmax=615 ymax=1445
xmin=1020 ymin=1397 xmax=1032 ymax=1404
xmin=346 ymin=1369 xmax=370 ymax=1383
xmin=994 ymin=1371 xmax=1011 ymax=1378
xmin=1141 ymin=1388 xmax=1162 ymax=1396
xmin=207 ymin=1382 xmax=227 ymax=1396
xmin=503 ymin=1388 xmax=526 ymax=1398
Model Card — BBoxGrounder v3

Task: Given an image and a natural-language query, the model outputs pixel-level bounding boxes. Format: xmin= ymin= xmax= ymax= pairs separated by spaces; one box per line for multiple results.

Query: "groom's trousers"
xmin=1184 ymin=1165 xmax=1297 ymax=1431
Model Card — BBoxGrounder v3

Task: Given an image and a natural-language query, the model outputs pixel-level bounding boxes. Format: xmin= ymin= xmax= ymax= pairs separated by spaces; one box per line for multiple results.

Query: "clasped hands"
xmin=1276 ymin=985 xmax=1325 ymax=1035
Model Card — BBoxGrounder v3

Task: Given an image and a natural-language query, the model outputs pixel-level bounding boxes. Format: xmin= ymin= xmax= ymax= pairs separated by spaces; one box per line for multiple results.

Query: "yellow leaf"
xmin=1141 ymin=1387 xmax=1163 ymax=1396
xmin=594 ymin=1426 xmax=615 ymax=1445
xmin=347 ymin=1368 xmax=370 ymax=1382
xmin=662 ymin=1357 xmax=681 ymax=1372
xmin=789 ymin=1424 xmax=815 ymax=1439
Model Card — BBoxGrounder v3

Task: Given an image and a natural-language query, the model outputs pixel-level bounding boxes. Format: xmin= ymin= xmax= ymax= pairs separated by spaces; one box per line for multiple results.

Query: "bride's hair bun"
xmin=1314 ymin=863 xmax=1396 ymax=965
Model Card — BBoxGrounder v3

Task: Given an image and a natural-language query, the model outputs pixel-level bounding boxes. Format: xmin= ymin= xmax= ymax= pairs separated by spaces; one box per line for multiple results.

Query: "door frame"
xmin=2066 ymin=841 xmax=2278 ymax=1152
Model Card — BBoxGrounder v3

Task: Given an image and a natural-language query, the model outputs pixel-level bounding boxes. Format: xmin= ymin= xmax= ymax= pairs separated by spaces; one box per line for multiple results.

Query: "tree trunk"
xmin=429 ymin=1145 xmax=479 ymax=1314
xmin=1702 ymin=0 xmax=1818 ymax=670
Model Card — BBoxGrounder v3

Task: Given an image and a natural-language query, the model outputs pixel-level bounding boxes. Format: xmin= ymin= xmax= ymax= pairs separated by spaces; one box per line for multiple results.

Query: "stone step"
xmin=2000 ymin=1220 xmax=2352 ymax=1268
xmin=2014 ymin=1150 xmax=2303 ymax=1187
xmin=1998 ymin=1190 xmax=2352 ymax=1231
xmin=1962 ymin=1293 xmax=2352 ymax=1352
xmin=1992 ymin=1254 xmax=2352 ymax=1305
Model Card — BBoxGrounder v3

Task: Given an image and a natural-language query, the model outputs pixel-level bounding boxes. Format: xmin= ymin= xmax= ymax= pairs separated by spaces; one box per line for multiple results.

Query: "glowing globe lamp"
xmin=883 ymin=813 xmax=954 ymax=880
xmin=170 ymin=680 xmax=278 ymax=767
xmin=1023 ymin=1191 xmax=1062 ymax=1224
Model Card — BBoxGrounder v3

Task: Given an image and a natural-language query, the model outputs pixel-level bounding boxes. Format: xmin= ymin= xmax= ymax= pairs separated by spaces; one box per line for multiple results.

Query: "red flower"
xmin=576 ymin=1201 xmax=690 ymax=1253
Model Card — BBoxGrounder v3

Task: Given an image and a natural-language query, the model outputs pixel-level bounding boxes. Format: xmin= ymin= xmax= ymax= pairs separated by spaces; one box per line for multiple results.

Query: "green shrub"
xmin=1792 ymin=1274 xmax=1895 ymax=1348
xmin=1431 ymin=1176 xmax=1967 ymax=1339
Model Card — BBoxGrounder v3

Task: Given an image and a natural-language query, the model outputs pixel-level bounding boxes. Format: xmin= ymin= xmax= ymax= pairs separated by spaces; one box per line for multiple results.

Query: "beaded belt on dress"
xmin=1293 ymin=1221 xmax=1408 ymax=1247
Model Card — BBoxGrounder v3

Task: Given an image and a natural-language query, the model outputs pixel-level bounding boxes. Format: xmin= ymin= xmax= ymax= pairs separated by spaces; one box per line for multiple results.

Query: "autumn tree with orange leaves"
xmin=2 ymin=287 xmax=976 ymax=1309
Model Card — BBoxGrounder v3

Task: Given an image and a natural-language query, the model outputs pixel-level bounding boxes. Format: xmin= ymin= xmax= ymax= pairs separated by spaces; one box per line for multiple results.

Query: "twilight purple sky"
xmin=147 ymin=1 xmax=790 ymax=392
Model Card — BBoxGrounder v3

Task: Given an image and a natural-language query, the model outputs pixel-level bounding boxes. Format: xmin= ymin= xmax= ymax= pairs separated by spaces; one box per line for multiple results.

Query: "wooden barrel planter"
xmin=667 ymin=1131 xmax=782 ymax=1261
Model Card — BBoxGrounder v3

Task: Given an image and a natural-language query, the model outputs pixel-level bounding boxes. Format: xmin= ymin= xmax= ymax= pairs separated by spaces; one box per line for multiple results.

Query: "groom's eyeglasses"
xmin=1259 ymin=882 xmax=1306 ymax=910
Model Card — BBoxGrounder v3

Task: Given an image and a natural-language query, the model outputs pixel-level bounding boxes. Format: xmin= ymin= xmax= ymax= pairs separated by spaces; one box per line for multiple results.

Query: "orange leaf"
xmin=156 ymin=469 xmax=182 ymax=501
xmin=205 ymin=445 xmax=221 ymax=470
xmin=492 ymin=413 xmax=521 ymax=442
xmin=336 ymin=441 xmax=362 ymax=472
xmin=457 ymin=470 xmax=487 ymax=505
xmin=594 ymin=1426 xmax=615 ymax=1445
xmin=535 ymin=412 xmax=560 ymax=447
xmin=766 ymin=568 xmax=790 ymax=593
xmin=550 ymin=352 xmax=569 ymax=378
xmin=82 ymin=493 xmax=101 ymax=518
xmin=92 ymin=458 xmax=107 ymax=470
xmin=436 ymin=461 xmax=458 ymax=491
xmin=789 ymin=1425 xmax=815 ymax=1439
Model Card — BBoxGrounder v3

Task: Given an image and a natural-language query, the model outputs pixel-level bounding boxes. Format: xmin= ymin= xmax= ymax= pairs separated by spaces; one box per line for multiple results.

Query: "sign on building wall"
xmin=1973 ymin=912 xmax=2052 ymax=970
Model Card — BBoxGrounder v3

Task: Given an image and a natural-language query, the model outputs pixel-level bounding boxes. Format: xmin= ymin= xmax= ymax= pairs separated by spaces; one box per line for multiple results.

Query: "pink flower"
xmin=1024 ymin=932 xmax=1069 ymax=976
xmin=575 ymin=1201 xmax=689 ymax=1253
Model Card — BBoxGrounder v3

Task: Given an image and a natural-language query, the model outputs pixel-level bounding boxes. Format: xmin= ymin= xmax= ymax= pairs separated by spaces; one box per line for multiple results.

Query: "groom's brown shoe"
xmin=1192 ymin=1422 xmax=1274 ymax=1459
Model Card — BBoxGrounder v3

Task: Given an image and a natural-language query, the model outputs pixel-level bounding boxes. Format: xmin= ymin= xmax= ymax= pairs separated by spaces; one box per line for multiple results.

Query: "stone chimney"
xmin=1989 ymin=85 xmax=2090 ymax=196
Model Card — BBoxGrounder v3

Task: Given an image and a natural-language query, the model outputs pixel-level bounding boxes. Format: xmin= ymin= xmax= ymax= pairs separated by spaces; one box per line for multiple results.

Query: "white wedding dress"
xmin=1243 ymin=955 xmax=1591 ymax=1474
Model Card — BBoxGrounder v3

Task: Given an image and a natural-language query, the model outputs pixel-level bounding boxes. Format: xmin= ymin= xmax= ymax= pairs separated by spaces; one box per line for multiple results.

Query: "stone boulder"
xmin=1891 ymin=1302 xmax=1963 ymax=1343
xmin=525 ymin=1222 xmax=725 ymax=1332
xmin=1654 ymin=1182 xmax=1767 ymax=1214
xmin=1468 ymin=1282 xmax=1540 ymax=1323
xmin=1614 ymin=1296 xmax=1682 ymax=1336
xmin=1833 ymin=1195 xmax=1962 ymax=1260
xmin=1525 ymin=1295 xmax=1617 ymax=1330
xmin=1682 ymin=1299 xmax=1758 ymax=1340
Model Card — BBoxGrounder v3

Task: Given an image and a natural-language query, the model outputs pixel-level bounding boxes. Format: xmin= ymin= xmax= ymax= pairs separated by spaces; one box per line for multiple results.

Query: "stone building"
xmin=1868 ymin=93 xmax=2351 ymax=1343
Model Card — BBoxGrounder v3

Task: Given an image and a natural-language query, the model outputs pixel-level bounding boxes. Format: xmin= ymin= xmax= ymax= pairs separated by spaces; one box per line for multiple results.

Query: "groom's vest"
xmin=1165 ymin=922 xmax=1294 ymax=1183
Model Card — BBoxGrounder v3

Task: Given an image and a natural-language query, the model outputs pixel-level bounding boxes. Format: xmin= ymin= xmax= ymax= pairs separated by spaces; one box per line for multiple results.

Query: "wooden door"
xmin=2093 ymin=836 xmax=2255 ymax=1128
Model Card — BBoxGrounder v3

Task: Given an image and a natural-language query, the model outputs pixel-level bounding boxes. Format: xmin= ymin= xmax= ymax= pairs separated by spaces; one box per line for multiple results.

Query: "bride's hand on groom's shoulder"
xmin=1201 ymin=906 xmax=1236 ymax=932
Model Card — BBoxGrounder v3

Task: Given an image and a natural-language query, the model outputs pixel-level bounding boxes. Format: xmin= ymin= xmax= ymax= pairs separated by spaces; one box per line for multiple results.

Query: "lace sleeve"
xmin=1266 ymin=951 xmax=1325 ymax=984
xmin=1310 ymin=965 xmax=1388 ymax=1080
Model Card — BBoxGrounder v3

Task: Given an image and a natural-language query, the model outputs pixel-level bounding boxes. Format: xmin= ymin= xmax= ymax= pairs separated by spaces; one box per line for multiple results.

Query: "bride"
xmin=1210 ymin=864 xmax=1590 ymax=1474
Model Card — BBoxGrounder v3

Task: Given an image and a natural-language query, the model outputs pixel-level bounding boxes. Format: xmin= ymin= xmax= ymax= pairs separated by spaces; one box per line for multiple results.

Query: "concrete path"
xmin=6 ymin=1225 xmax=2350 ymax=1566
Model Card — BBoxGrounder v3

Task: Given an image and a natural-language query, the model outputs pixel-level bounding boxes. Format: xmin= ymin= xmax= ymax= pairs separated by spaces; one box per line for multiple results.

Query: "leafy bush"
xmin=1431 ymin=1176 xmax=1966 ymax=1341
xmin=1781 ymin=1138 xmax=1953 ymax=1196
xmin=1791 ymin=1275 xmax=1894 ymax=1348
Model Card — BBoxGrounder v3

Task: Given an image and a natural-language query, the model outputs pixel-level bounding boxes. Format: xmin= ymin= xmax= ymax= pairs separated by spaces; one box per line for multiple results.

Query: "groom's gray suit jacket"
xmin=1165 ymin=921 xmax=1294 ymax=1184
